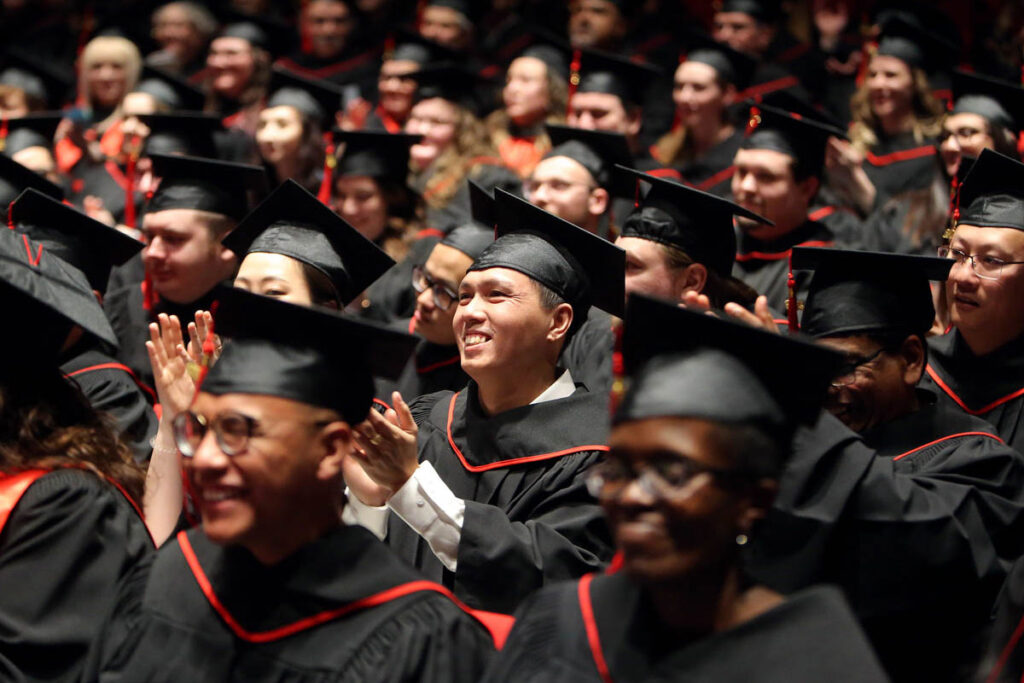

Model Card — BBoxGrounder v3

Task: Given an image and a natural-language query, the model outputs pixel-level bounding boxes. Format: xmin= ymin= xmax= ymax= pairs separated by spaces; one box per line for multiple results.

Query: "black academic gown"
xmin=483 ymin=572 xmax=888 ymax=682
xmin=101 ymin=525 xmax=495 ymax=682
xmin=376 ymin=330 xmax=468 ymax=404
xmin=863 ymin=132 xmax=941 ymax=206
xmin=672 ymin=130 xmax=743 ymax=198
xmin=103 ymin=282 xmax=220 ymax=392
xmin=922 ymin=329 xmax=1024 ymax=452
xmin=276 ymin=46 xmax=382 ymax=95
xmin=389 ymin=381 xmax=615 ymax=614
xmin=0 ymin=469 xmax=153 ymax=683
xmin=749 ymin=406 xmax=1024 ymax=682
xmin=561 ymin=308 xmax=615 ymax=397
xmin=61 ymin=343 xmax=159 ymax=463
xmin=732 ymin=219 xmax=834 ymax=313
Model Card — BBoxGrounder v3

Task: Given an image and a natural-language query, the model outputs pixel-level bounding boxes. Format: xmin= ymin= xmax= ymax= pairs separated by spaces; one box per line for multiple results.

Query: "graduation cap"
xmin=9 ymin=187 xmax=143 ymax=294
xmin=515 ymin=29 xmax=573 ymax=81
xmin=573 ymin=48 xmax=661 ymax=108
xmin=134 ymin=65 xmax=206 ymax=111
xmin=756 ymin=89 xmax=843 ymax=128
xmin=792 ymin=247 xmax=951 ymax=339
xmin=468 ymin=188 xmax=626 ymax=319
xmin=387 ymin=29 xmax=461 ymax=65
xmin=410 ymin=63 xmax=483 ymax=112
xmin=203 ymin=285 xmax=417 ymax=423
xmin=217 ymin=10 xmax=294 ymax=58
xmin=951 ymin=70 xmax=1024 ymax=133
xmin=0 ymin=153 xmax=64 ymax=209
xmin=544 ymin=124 xmax=633 ymax=188
xmin=147 ymin=154 xmax=267 ymax=221
xmin=439 ymin=182 xmax=494 ymax=259
xmin=682 ymin=31 xmax=756 ymax=91
xmin=955 ymin=148 xmax=1024 ymax=232
xmin=0 ymin=49 xmax=73 ymax=108
xmin=422 ymin=0 xmax=482 ymax=23
xmin=0 ymin=226 xmax=118 ymax=358
xmin=0 ymin=113 xmax=61 ymax=156
xmin=137 ymin=113 xmax=222 ymax=158
xmin=741 ymin=102 xmax=847 ymax=176
xmin=715 ymin=0 xmax=783 ymax=23
xmin=266 ymin=67 xmax=345 ymax=130
xmin=875 ymin=14 xmax=958 ymax=73
xmin=616 ymin=165 xmax=771 ymax=278
xmin=223 ymin=180 xmax=395 ymax=305
xmin=617 ymin=293 xmax=844 ymax=434
xmin=332 ymin=130 xmax=420 ymax=182
xmin=468 ymin=179 xmax=495 ymax=227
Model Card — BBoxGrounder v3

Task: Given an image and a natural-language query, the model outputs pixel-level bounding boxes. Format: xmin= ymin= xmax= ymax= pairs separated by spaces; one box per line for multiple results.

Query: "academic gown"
xmin=862 ymin=132 xmax=941 ymax=206
xmin=0 ymin=469 xmax=153 ymax=683
xmin=276 ymin=46 xmax=382 ymax=95
xmin=748 ymin=407 xmax=1024 ymax=682
xmin=389 ymin=381 xmax=615 ymax=614
xmin=922 ymin=329 xmax=1024 ymax=451
xmin=561 ymin=307 xmax=615 ymax=396
xmin=103 ymin=282 xmax=220 ymax=392
xmin=483 ymin=573 xmax=888 ymax=682
xmin=376 ymin=331 xmax=467 ymax=404
xmin=61 ymin=343 xmax=159 ymax=463
xmin=732 ymin=218 xmax=833 ymax=313
xmin=672 ymin=130 xmax=743 ymax=198
xmin=100 ymin=525 xmax=496 ymax=682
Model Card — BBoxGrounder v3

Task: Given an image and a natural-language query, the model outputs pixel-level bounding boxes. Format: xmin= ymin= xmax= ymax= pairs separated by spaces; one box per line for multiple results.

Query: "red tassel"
xmin=6 ymin=199 xmax=14 ymax=230
xmin=318 ymin=133 xmax=336 ymax=204
xmin=194 ymin=300 xmax=219 ymax=391
xmin=299 ymin=0 xmax=313 ymax=54
xmin=0 ymin=115 xmax=7 ymax=153
xmin=786 ymin=252 xmax=798 ymax=332
xmin=633 ymin=179 xmax=640 ymax=209
xmin=142 ymin=271 xmax=156 ymax=312
xmin=567 ymin=49 xmax=582 ymax=118
xmin=745 ymin=107 xmax=761 ymax=137
xmin=123 ymin=134 xmax=141 ymax=228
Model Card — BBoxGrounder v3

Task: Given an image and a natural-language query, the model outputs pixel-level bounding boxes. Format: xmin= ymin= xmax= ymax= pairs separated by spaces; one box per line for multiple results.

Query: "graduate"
xmin=483 ymin=294 xmax=888 ymax=682
xmin=787 ymin=246 xmax=1024 ymax=680
xmin=0 ymin=151 xmax=64 ymax=209
xmin=103 ymin=153 xmax=267 ymax=390
xmin=920 ymin=149 xmax=1024 ymax=452
xmin=100 ymin=287 xmax=501 ymax=682
xmin=8 ymin=187 xmax=158 ymax=463
xmin=346 ymin=190 xmax=623 ymax=613
xmin=0 ymin=225 xmax=152 ymax=682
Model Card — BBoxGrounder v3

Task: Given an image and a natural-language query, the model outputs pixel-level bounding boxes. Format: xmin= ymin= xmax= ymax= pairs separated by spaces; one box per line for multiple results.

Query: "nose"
xmin=616 ymin=474 xmax=656 ymax=508
xmin=143 ymin=236 xmax=165 ymax=262
xmin=416 ymin=286 xmax=435 ymax=311
xmin=736 ymin=171 xmax=757 ymax=194
xmin=948 ymin=256 xmax=980 ymax=288
xmin=189 ymin=427 xmax=231 ymax=479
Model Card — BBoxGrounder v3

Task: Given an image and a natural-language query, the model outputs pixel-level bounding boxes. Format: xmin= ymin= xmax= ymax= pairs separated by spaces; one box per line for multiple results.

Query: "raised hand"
xmin=185 ymin=310 xmax=221 ymax=368
xmin=351 ymin=392 xmax=420 ymax=493
xmin=145 ymin=313 xmax=195 ymax=419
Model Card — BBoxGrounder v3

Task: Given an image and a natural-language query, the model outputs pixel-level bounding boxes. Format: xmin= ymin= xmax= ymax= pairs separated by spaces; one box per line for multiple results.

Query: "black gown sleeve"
xmin=70 ymin=369 xmax=159 ymax=464
xmin=0 ymin=469 xmax=152 ymax=683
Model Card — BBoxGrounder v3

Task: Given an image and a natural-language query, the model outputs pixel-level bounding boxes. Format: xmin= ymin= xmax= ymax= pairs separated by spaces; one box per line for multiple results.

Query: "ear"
xmin=316 ymin=421 xmax=353 ymax=482
xmin=900 ymin=334 xmax=926 ymax=386
xmin=795 ymin=174 xmax=820 ymax=205
xmin=547 ymin=301 xmax=574 ymax=343
xmin=737 ymin=478 xmax=779 ymax=535
xmin=625 ymin=108 xmax=643 ymax=138
xmin=587 ymin=187 xmax=609 ymax=217
xmin=674 ymin=263 xmax=708 ymax=302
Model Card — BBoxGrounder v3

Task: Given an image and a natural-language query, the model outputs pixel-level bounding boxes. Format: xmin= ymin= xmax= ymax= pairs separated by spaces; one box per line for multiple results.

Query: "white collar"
xmin=530 ymin=369 xmax=576 ymax=405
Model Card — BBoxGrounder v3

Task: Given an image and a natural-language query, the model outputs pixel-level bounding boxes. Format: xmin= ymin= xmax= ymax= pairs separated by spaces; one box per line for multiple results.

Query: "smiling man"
xmin=922 ymin=150 xmax=1024 ymax=451
xmin=346 ymin=190 xmax=624 ymax=614
xmin=101 ymin=287 xmax=500 ymax=681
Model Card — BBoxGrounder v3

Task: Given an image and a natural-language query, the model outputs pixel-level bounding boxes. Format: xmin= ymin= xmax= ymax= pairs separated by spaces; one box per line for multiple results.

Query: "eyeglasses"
xmin=939 ymin=245 xmax=1024 ymax=281
xmin=172 ymin=410 xmax=330 ymax=458
xmin=830 ymin=347 xmax=885 ymax=388
xmin=412 ymin=265 xmax=458 ymax=310
xmin=585 ymin=451 xmax=747 ymax=499
xmin=939 ymin=127 xmax=987 ymax=145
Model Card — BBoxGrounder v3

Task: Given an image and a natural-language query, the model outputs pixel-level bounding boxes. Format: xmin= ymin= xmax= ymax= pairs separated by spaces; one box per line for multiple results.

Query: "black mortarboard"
xmin=388 ymin=29 xmax=461 ymax=65
xmin=138 ymin=113 xmax=222 ymax=158
xmin=147 ymin=154 xmax=267 ymax=220
xmin=951 ymin=70 xmax=1024 ymax=133
xmin=682 ymin=31 xmax=756 ymax=91
xmin=574 ymin=48 xmax=661 ymax=108
xmin=0 ymin=227 xmax=118 ymax=358
xmin=792 ymin=247 xmax=951 ymax=339
xmin=222 ymin=180 xmax=395 ymax=304
xmin=332 ymin=130 xmax=420 ymax=182
xmin=411 ymin=63 xmax=483 ymax=112
xmin=9 ymin=188 xmax=143 ymax=294
xmin=716 ymin=0 xmax=783 ymax=23
xmin=217 ymin=11 xmax=294 ymax=58
xmin=0 ymin=49 xmax=73 ymax=108
xmin=442 ymin=182 xmax=495 ymax=259
xmin=616 ymin=165 xmax=771 ymax=277
xmin=617 ymin=294 xmax=843 ymax=432
xmin=468 ymin=188 xmax=625 ymax=318
xmin=757 ymin=89 xmax=844 ymax=128
xmin=203 ymin=286 xmax=417 ymax=423
xmin=423 ymin=0 xmax=481 ymax=22
xmin=955 ymin=149 xmax=1024 ymax=232
xmin=544 ymin=124 xmax=633 ymax=188
xmin=741 ymin=102 xmax=847 ymax=176
xmin=516 ymin=29 xmax=572 ymax=80
xmin=0 ymin=153 xmax=64 ymax=209
xmin=134 ymin=65 xmax=206 ymax=111
xmin=267 ymin=68 xmax=344 ymax=130
xmin=0 ymin=113 xmax=62 ymax=156
xmin=468 ymin=179 xmax=495 ymax=227
xmin=875 ymin=15 xmax=957 ymax=73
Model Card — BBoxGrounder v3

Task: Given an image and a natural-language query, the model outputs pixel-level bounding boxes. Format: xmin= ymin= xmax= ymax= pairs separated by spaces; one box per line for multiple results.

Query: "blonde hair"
xmin=418 ymin=104 xmax=497 ymax=209
xmin=848 ymin=56 xmax=944 ymax=152
xmin=79 ymin=36 xmax=142 ymax=129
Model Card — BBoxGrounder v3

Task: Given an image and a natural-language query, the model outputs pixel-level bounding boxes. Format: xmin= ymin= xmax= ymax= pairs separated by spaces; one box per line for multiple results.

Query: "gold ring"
xmin=369 ymin=434 xmax=382 ymax=446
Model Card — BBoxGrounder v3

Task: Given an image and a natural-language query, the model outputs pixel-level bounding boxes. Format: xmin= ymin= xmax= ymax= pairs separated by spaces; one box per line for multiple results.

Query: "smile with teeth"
xmin=464 ymin=333 xmax=490 ymax=346
xmin=202 ymin=488 xmax=242 ymax=503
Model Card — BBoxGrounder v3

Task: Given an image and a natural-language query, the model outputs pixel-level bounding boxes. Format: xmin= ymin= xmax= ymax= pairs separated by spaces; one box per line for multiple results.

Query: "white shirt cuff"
xmin=342 ymin=488 xmax=390 ymax=541
xmin=387 ymin=461 xmax=465 ymax=571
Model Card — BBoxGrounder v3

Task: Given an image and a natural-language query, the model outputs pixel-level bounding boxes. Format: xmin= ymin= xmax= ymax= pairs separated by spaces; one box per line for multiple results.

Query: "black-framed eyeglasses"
xmin=172 ymin=411 xmax=260 ymax=458
xmin=586 ymin=451 xmax=748 ymax=499
xmin=412 ymin=265 xmax=458 ymax=310
xmin=938 ymin=245 xmax=1024 ymax=281
xmin=830 ymin=347 xmax=886 ymax=388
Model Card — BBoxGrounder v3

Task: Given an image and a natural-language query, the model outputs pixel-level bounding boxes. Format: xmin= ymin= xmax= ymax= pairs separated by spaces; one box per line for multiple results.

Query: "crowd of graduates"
xmin=5 ymin=0 xmax=1024 ymax=681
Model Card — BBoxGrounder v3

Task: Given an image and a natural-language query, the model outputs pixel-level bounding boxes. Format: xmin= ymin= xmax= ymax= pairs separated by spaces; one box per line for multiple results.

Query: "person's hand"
xmin=145 ymin=314 xmax=195 ymax=419
xmin=825 ymin=137 xmax=876 ymax=214
xmin=723 ymin=295 xmax=781 ymax=334
xmin=352 ymin=392 xmax=420 ymax=493
xmin=185 ymin=310 xmax=221 ymax=367
xmin=342 ymin=456 xmax=393 ymax=507
xmin=679 ymin=290 xmax=715 ymax=314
